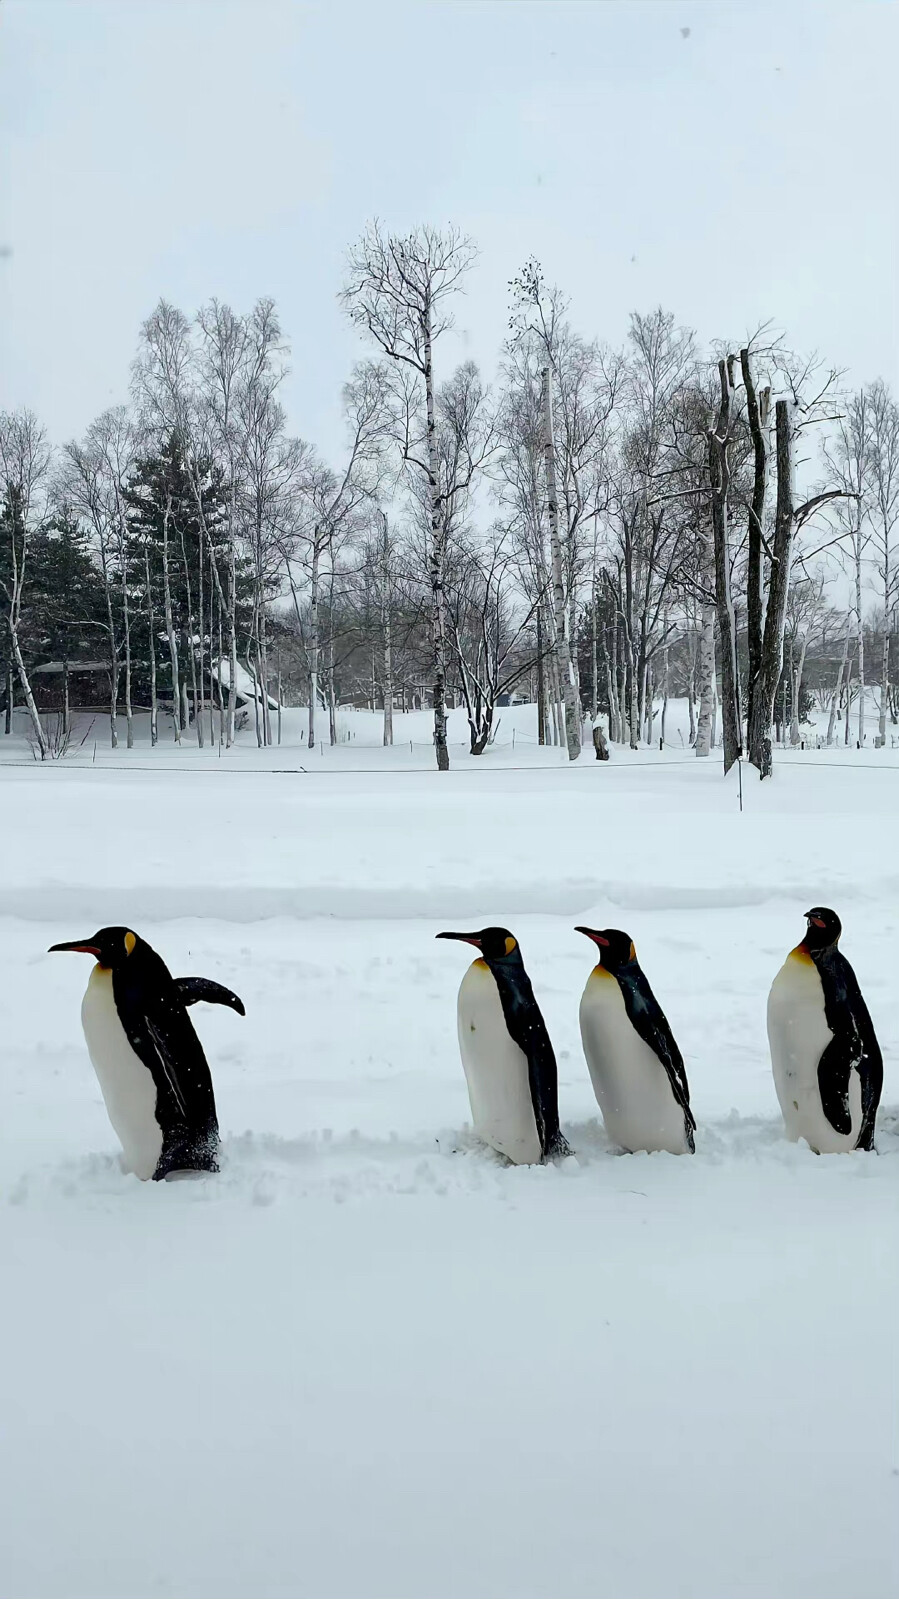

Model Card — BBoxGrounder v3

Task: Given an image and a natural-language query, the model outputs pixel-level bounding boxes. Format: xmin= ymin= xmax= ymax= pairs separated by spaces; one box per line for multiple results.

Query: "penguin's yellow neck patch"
xmin=472 ymin=957 xmax=489 ymax=971
xmin=789 ymin=943 xmax=814 ymax=965
xmin=124 ymin=931 xmax=136 ymax=956
xmin=590 ymin=963 xmax=613 ymax=980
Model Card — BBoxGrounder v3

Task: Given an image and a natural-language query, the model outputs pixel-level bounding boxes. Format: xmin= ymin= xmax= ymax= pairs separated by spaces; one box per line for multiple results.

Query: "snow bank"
xmin=1 ymin=752 xmax=896 ymax=1598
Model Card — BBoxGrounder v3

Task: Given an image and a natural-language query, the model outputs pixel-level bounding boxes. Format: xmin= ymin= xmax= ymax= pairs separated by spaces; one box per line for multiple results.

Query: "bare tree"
xmin=280 ymin=364 xmax=385 ymax=749
xmin=786 ymin=574 xmax=826 ymax=746
xmin=0 ymin=410 xmax=52 ymax=755
xmin=740 ymin=342 xmax=772 ymax=750
xmin=446 ymin=528 xmax=540 ymax=754
xmin=62 ymin=410 xmax=137 ymax=748
xmin=825 ymin=390 xmax=872 ymax=745
xmin=744 ymin=352 xmax=848 ymax=776
xmin=864 ymin=380 xmax=899 ymax=742
xmin=706 ymin=356 xmax=741 ymax=771
xmin=341 ymin=222 xmax=476 ymax=770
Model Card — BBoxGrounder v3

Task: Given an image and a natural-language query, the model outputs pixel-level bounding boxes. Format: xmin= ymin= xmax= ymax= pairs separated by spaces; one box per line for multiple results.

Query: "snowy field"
xmin=2 ymin=704 xmax=897 ymax=1599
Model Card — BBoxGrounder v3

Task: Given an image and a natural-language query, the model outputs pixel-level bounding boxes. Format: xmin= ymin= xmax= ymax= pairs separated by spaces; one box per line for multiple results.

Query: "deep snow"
xmin=1 ymin=704 xmax=897 ymax=1599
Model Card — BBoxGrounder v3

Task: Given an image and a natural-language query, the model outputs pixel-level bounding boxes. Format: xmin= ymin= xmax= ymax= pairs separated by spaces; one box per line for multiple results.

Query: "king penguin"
xmin=49 ymin=926 xmax=244 ymax=1180
xmin=437 ymin=926 xmax=570 ymax=1164
xmin=575 ymin=926 xmax=695 ymax=1154
xmin=767 ymin=907 xmax=882 ymax=1153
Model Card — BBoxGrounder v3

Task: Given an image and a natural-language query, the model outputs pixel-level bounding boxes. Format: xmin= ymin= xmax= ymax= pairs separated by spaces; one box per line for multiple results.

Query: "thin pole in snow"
xmin=737 ymin=755 xmax=743 ymax=814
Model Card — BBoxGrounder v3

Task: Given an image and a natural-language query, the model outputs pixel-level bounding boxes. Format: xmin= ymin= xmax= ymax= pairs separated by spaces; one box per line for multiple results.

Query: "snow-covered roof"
xmin=33 ymin=660 xmax=108 ymax=675
xmin=212 ymin=658 xmax=280 ymax=709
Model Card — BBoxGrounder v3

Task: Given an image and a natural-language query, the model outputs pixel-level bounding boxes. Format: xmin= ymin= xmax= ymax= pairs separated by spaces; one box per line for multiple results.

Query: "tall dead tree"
xmin=707 ymin=356 xmax=741 ymax=772
xmin=751 ymin=396 xmax=847 ymax=776
xmin=740 ymin=346 xmax=771 ymax=750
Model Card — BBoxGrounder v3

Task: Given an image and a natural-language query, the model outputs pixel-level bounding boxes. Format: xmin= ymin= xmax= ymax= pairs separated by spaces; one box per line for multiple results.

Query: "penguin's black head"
xmin=49 ymin=926 xmax=145 ymax=970
xmin=575 ymin=926 xmax=637 ymax=972
xmin=436 ymin=926 xmax=523 ymax=967
xmin=803 ymin=907 xmax=841 ymax=953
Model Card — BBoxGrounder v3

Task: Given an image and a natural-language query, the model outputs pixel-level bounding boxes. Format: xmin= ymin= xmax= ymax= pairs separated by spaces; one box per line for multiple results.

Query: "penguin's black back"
xmin=488 ymin=960 xmax=570 ymax=1160
xmin=810 ymin=946 xmax=882 ymax=1149
xmin=112 ymin=938 xmax=220 ymax=1178
xmin=613 ymin=959 xmax=695 ymax=1147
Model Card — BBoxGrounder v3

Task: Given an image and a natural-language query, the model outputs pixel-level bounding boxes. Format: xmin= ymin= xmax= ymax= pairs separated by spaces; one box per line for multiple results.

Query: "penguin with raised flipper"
xmin=437 ymin=926 xmax=570 ymax=1164
xmin=49 ymin=927 xmax=244 ymax=1180
xmin=767 ymin=907 xmax=882 ymax=1153
xmin=575 ymin=927 xmax=695 ymax=1154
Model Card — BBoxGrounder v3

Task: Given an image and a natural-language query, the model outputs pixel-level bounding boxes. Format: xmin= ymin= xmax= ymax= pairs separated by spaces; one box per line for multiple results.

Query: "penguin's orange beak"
xmin=48 ymin=939 xmax=102 ymax=957
xmin=805 ymin=913 xmax=826 ymax=929
xmin=436 ymin=931 xmax=482 ymax=949
xmin=574 ymin=927 xmax=610 ymax=947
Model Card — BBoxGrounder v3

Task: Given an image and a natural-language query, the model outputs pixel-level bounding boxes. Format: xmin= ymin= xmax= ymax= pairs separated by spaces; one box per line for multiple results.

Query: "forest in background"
xmin=2 ymin=223 xmax=897 ymax=771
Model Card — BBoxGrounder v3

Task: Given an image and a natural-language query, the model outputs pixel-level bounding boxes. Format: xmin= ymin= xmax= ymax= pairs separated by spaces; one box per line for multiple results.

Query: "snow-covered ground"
xmin=2 ymin=704 xmax=897 ymax=1599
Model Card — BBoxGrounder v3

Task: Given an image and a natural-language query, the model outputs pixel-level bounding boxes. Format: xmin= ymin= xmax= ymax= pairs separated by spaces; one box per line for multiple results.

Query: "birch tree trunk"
xmin=247 ymin=653 xmax=262 ymax=746
xmin=708 ymin=358 xmax=742 ymax=772
xmin=328 ymin=638 xmax=338 ymax=746
xmin=99 ymin=536 xmax=118 ymax=749
xmin=855 ymin=540 xmax=865 ymax=744
xmin=590 ymin=590 xmax=598 ymax=719
xmin=601 ymin=617 xmax=614 ymax=741
xmin=661 ymin=626 xmax=669 ymax=746
xmin=8 ymin=625 xmax=47 ymax=755
xmin=536 ymin=604 xmax=546 ymax=745
xmin=381 ymin=544 xmax=394 ymax=747
xmin=198 ymin=519 xmax=206 ymax=746
xmin=826 ymin=633 xmax=850 ymax=746
xmin=790 ymin=633 xmax=809 ymax=745
xmin=161 ymin=491 xmax=181 ymax=742
xmin=120 ymin=537 xmax=133 ymax=749
xmin=542 ymin=368 xmax=581 ymax=760
xmin=424 ymin=317 xmax=451 ymax=772
xmin=259 ymin=604 xmax=271 ymax=747
xmin=749 ymin=400 xmax=796 ymax=778
xmin=879 ymin=616 xmax=890 ymax=744
xmin=228 ymin=542 xmax=238 ymax=748
xmin=145 ymin=548 xmax=158 ymax=747
xmin=695 ymin=605 xmax=715 ymax=757
xmin=740 ymin=349 xmax=770 ymax=745
xmin=179 ymin=529 xmax=202 ymax=747
xmin=308 ymin=536 xmax=320 ymax=751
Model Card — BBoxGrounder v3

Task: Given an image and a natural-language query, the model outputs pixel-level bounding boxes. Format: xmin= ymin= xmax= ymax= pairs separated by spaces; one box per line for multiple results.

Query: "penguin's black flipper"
xmin=493 ymin=973 xmax=569 ymax=1161
xmin=175 ymin=977 xmax=246 ymax=1016
xmin=618 ymin=966 xmax=696 ymax=1143
xmin=816 ymin=1036 xmax=855 ymax=1136
xmin=816 ymin=949 xmax=883 ymax=1147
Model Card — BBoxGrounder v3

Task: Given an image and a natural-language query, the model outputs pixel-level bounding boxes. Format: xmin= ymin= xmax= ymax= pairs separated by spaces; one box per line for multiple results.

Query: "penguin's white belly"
xmin=767 ymin=952 xmax=862 ymax=1153
xmin=81 ymin=966 xmax=162 ymax=1180
xmin=456 ymin=961 xmax=542 ymax=1165
xmin=579 ymin=970 xmax=689 ymax=1154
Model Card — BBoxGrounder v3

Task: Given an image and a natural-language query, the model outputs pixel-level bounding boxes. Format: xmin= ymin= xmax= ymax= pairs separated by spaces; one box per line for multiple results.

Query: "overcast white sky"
xmin=1 ymin=0 xmax=896 ymax=464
